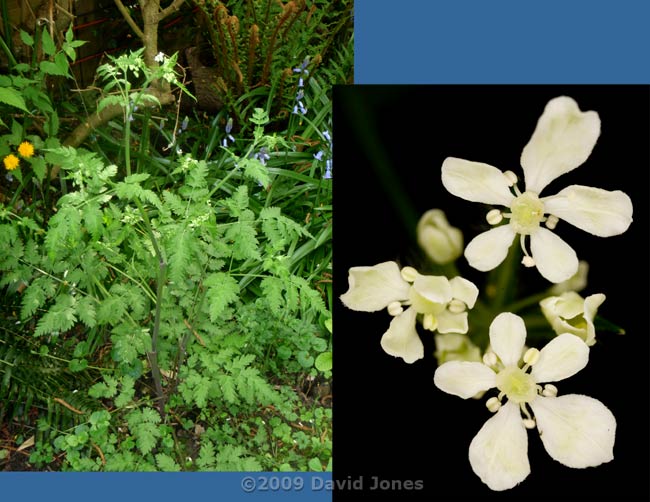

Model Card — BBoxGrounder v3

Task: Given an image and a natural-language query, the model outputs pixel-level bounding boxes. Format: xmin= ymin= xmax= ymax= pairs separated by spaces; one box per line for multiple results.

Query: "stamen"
xmin=400 ymin=266 xmax=418 ymax=283
xmin=519 ymin=234 xmax=535 ymax=267
xmin=486 ymin=209 xmax=503 ymax=225
xmin=523 ymin=418 xmax=536 ymax=429
xmin=447 ymin=299 xmax=466 ymax=314
xmin=520 ymin=402 xmax=536 ymax=428
xmin=422 ymin=313 xmax=438 ymax=331
xmin=545 ymin=214 xmax=559 ymax=230
xmin=387 ymin=301 xmax=404 ymax=316
xmin=523 ymin=347 xmax=540 ymax=366
xmin=483 ymin=351 xmax=497 ymax=367
xmin=542 ymin=384 xmax=558 ymax=397
xmin=503 ymin=170 xmax=518 ymax=186
xmin=486 ymin=397 xmax=501 ymax=413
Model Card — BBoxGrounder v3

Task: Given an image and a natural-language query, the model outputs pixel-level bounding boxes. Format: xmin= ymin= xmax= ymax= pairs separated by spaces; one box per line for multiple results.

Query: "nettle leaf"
xmin=19 ymin=30 xmax=34 ymax=47
xmin=203 ymin=272 xmax=240 ymax=322
xmin=0 ymin=86 xmax=29 ymax=113
xmin=41 ymin=28 xmax=57 ymax=56
xmin=34 ymin=294 xmax=77 ymax=336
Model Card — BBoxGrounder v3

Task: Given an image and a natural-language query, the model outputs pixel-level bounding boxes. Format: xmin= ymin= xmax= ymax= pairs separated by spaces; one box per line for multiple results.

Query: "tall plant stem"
xmin=134 ymin=198 xmax=167 ymax=416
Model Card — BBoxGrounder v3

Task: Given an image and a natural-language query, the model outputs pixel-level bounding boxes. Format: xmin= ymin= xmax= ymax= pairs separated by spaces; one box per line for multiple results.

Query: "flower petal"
xmin=582 ymin=293 xmax=606 ymax=346
xmin=433 ymin=361 xmax=496 ymax=399
xmin=469 ymin=401 xmax=530 ymax=491
xmin=380 ymin=307 xmax=423 ymax=364
xmin=449 ymin=276 xmax=479 ymax=308
xmin=340 ymin=261 xmax=409 ymax=312
xmin=441 ymin=157 xmax=515 ymax=206
xmin=436 ymin=310 xmax=469 ymax=334
xmin=543 ymin=185 xmax=633 ymax=237
xmin=489 ymin=312 xmax=527 ymax=367
xmin=411 ymin=275 xmax=452 ymax=306
xmin=530 ymin=333 xmax=589 ymax=383
xmin=521 ymin=96 xmax=601 ymax=194
xmin=530 ymin=227 xmax=578 ymax=284
xmin=464 ymin=225 xmax=516 ymax=272
xmin=530 ymin=394 xmax=616 ymax=468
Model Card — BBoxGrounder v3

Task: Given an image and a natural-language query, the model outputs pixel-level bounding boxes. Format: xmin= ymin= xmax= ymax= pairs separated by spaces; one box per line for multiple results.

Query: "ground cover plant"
xmin=0 ymin=0 xmax=350 ymax=471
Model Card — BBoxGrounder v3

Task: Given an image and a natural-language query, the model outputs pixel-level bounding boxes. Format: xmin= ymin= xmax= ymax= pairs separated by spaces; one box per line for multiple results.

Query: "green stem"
xmin=133 ymin=198 xmax=166 ymax=417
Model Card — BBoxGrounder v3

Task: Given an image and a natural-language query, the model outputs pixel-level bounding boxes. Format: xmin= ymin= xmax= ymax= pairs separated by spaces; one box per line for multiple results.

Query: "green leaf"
xmin=308 ymin=457 xmax=323 ymax=471
xmin=20 ymin=30 xmax=34 ymax=47
xmin=204 ymin=272 xmax=240 ymax=322
xmin=155 ymin=453 xmax=180 ymax=472
xmin=315 ymin=351 xmax=332 ymax=372
xmin=41 ymin=28 xmax=56 ymax=56
xmin=69 ymin=359 xmax=88 ymax=372
xmin=30 ymin=157 xmax=47 ymax=182
xmin=241 ymin=157 xmax=270 ymax=189
xmin=0 ymin=87 xmax=29 ymax=113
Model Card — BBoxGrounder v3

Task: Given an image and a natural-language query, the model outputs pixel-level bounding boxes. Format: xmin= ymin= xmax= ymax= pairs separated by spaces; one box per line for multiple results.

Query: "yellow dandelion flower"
xmin=18 ymin=141 xmax=35 ymax=159
xmin=3 ymin=154 xmax=19 ymax=171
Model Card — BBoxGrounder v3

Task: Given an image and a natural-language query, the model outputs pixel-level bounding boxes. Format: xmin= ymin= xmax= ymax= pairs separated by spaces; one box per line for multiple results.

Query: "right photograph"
xmin=332 ymin=86 xmax=649 ymax=501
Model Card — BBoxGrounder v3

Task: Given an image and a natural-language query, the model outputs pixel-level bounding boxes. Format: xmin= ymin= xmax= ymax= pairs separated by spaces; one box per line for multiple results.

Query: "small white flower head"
xmin=416 ymin=209 xmax=464 ymax=265
xmin=340 ymin=261 xmax=479 ymax=363
xmin=154 ymin=52 xmax=165 ymax=63
xmin=540 ymin=291 xmax=606 ymax=346
xmin=441 ymin=96 xmax=633 ymax=283
xmin=434 ymin=312 xmax=616 ymax=491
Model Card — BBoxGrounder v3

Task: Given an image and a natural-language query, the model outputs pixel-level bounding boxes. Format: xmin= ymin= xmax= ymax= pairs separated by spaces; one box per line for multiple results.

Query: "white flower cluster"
xmin=340 ymin=96 xmax=630 ymax=491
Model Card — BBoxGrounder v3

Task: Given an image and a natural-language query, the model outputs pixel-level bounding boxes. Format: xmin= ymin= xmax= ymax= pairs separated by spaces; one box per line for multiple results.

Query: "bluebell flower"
xmin=222 ymin=117 xmax=235 ymax=147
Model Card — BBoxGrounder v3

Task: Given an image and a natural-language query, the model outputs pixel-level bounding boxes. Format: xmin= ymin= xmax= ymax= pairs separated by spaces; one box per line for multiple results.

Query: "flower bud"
xmin=416 ymin=209 xmax=463 ymax=264
xmin=434 ymin=333 xmax=482 ymax=365
xmin=539 ymin=291 xmax=605 ymax=346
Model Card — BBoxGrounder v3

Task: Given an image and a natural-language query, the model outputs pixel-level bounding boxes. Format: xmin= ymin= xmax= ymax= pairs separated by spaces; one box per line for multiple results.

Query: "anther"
xmin=503 ymin=170 xmax=518 ymax=186
xmin=523 ymin=418 xmax=536 ymax=429
xmin=486 ymin=397 xmax=501 ymax=413
xmin=423 ymin=313 xmax=438 ymax=331
xmin=521 ymin=255 xmax=535 ymax=267
xmin=523 ymin=347 xmax=540 ymax=365
xmin=483 ymin=351 xmax=497 ymax=367
xmin=387 ymin=301 xmax=404 ymax=317
xmin=447 ymin=299 xmax=466 ymax=314
xmin=400 ymin=266 xmax=418 ymax=283
xmin=542 ymin=384 xmax=558 ymax=397
xmin=486 ymin=209 xmax=503 ymax=225
xmin=545 ymin=214 xmax=559 ymax=230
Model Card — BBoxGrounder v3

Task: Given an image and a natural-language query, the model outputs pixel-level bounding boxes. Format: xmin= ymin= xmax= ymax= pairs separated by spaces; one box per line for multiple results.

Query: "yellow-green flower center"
xmin=495 ymin=366 xmax=537 ymax=404
xmin=509 ymin=191 xmax=545 ymax=234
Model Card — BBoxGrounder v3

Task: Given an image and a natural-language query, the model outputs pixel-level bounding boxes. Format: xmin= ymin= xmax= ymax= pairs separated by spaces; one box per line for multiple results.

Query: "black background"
xmin=332 ymin=86 xmax=650 ymax=501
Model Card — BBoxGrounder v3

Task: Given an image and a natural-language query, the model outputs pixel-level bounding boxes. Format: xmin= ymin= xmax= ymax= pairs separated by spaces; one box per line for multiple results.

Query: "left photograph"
xmin=0 ymin=0 xmax=349 ymax=471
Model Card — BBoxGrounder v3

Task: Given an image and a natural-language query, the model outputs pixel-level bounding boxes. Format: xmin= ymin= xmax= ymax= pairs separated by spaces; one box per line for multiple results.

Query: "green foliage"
xmin=0 ymin=17 xmax=339 ymax=473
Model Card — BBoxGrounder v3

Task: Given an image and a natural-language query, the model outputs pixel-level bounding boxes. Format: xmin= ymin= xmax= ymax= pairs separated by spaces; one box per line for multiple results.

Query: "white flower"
xmin=540 ymin=291 xmax=606 ymax=346
xmin=434 ymin=312 xmax=616 ymax=491
xmin=441 ymin=96 xmax=633 ymax=283
xmin=154 ymin=52 xmax=165 ymax=63
xmin=416 ymin=209 xmax=463 ymax=264
xmin=340 ymin=261 xmax=478 ymax=363
xmin=434 ymin=333 xmax=482 ymax=365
